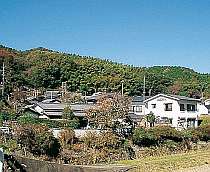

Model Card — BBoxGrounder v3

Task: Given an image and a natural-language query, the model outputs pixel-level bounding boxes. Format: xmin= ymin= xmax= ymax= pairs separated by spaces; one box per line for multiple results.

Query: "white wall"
xmin=197 ymin=103 xmax=208 ymax=115
xmin=205 ymin=99 xmax=210 ymax=106
xmin=145 ymin=95 xmax=200 ymax=128
xmin=145 ymin=96 xmax=180 ymax=127
xmin=34 ymin=106 xmax=44 ymax=114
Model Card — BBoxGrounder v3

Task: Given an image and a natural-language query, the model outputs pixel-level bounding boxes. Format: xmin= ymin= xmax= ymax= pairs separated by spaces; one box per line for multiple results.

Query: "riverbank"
xmin=117 ymin=148 xmax=210 ymax=172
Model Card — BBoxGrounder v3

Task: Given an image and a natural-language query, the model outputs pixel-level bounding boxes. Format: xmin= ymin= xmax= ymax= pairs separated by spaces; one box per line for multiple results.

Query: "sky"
xmin=1 ymin=0 xmax=210 ymax=73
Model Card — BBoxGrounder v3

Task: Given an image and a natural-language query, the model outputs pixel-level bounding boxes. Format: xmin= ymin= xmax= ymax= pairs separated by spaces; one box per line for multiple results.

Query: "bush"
xmin=59 ymin=130 xmax=129 ymax=164
xmin=15 ymin=124 xmax=61 ymax=158
xmin=35 ymin=131 xmax=61 ymax=158
xmin=17 ymin=114 xmax=37 ymax=124
xmin=0 ymin=112 xmax=16 ymax=125
xmin=196 ymin=125 xmax=210 ymax=141
xmin=132 ymin=128 xmax=158 ymax=147
xmin=58 ymin=128 xmax=75 ymax=148
xmin=150 ymin=126 xmax=183 ymax=142
xmin=183 ymin=129 xmax=202 ymax=142
xmin=82 ymin=130 xmax=121 ymax=149
xmin=17 ymin=113 xmax=80 ymax=129
xmin=199 ymin=115 xmax=210 ymax=126
xmin=132 ymin=126 xmax=183 ymax=147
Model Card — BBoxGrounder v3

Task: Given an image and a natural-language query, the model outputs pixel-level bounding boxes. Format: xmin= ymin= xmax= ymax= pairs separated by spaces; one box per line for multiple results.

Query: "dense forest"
xmin=0 ymin=44 xmax=210 ymax=98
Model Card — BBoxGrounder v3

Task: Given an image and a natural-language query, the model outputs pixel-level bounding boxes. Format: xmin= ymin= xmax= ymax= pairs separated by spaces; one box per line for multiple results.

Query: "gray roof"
xmin=70 ymin=103 xmax=95 ymax=111
xmin=86 ymin=93 xmax=114 ymax=102
xmin=44 ymin=111 xmax=63 ymax=116
xmin=37 ymin=102 xmax=66 ymax=110
xmin=168 ymin=94 xmax=201 ymax=101
xmin=42 ymin=99 xmax=61 ymax=104
xmin=131 ymin=96 xmax=145 ymax=105
xmin=144 ymin=94 xmax=201 ymax=102
xmin=36 ymin=102 xmax=95 ymax=117
xmin=132 ymin=96 xmax=144 ymax=102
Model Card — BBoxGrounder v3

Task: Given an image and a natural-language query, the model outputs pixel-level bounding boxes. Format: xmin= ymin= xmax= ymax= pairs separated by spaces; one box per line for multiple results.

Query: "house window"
xmin=187 ymin=104 xmax=196 ymax=111
xmin=187 ymin=118 xmax=196 ymax=128
xmin=132 ymin=106 xmax=135 ymax=112
xmin=165 ymin=103 xmax=172 ymax=111
xmin=132 ymin=106 xmax=143 ymax=112
xmin=169 ymin=118 xmax=173 ymax=124
xmin=136 ymin=106 xmax=142 ymax=112
xmin=152 ymin=104 xmax=156 ymax=108
xmin=180 ymin=104 xmax=185 ymax=111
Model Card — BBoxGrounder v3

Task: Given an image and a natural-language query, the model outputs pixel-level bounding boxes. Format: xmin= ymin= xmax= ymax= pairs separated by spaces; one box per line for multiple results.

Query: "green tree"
xmin=146 ymin=111 xmax=156 ymax=127
xmin=62 ymin=106 xmax=75 ymax=127
xmin=62 ymin=106 xmax=74 ymax=120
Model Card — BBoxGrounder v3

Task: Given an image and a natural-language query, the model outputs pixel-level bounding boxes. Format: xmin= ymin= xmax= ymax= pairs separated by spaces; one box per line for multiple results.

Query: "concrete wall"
xmin=15 ymin=156 xmax=132 ymax=172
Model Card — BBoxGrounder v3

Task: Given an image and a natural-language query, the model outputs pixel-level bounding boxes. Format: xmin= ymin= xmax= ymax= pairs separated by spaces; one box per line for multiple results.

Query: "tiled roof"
xmin=37 ymin=102 xmax=66 ymax=110
xmin=36 ymin=102 xmax=95 ymax=117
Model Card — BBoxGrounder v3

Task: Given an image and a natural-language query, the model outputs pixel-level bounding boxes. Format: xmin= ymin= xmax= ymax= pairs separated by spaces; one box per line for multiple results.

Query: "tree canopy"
xmin=0 ymin=44 xmax=210 ymax=98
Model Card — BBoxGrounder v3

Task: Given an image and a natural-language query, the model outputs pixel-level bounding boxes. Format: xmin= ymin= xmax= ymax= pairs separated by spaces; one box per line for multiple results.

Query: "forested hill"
xmin=0 ymin=44 xmax=210 ymax=98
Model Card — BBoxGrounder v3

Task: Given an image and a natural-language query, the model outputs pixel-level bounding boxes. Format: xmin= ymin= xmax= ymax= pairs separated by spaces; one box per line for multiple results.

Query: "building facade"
xmin=144 ymin=94 xmax=206 ymax=129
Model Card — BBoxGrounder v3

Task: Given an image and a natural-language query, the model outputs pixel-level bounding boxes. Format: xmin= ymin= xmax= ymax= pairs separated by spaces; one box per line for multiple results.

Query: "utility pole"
xmin=143 ymin=75 xmax=146 ymax=100
xmin=61 ymin=81 xmax=67 ymax=98
xmin=0 ymin=147 xmax=3 ymax=172
xmin=121 ymin=80 xmax=124 ymax=96
xmin=1 ymin=62 xmax=5 ymax=96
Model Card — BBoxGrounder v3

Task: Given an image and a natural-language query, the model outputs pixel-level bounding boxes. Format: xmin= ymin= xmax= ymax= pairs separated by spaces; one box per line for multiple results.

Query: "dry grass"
xmin=117 ymin=149 xmax=210 ymax=172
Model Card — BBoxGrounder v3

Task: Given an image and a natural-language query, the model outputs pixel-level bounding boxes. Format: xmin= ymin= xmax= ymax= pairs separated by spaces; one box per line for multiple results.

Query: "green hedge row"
xmin=17 ymin=114 xmax=80 ymax=129
xmin=132 ymin=125 xmax=210 ymax=147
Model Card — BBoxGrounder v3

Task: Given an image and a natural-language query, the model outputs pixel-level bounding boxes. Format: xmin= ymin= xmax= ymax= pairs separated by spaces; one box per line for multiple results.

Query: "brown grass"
xmin=117 ymin=148 xmax=210 ymax=172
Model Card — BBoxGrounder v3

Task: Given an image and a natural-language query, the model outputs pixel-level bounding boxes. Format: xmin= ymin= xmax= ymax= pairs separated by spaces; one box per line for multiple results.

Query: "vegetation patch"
xmin=118 ymin=148 xmax=210 ymax=172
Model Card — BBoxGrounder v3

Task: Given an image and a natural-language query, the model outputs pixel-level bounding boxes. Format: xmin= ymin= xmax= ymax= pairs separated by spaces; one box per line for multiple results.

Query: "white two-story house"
xmin=144 ymin=94 xmax=205 ymax=129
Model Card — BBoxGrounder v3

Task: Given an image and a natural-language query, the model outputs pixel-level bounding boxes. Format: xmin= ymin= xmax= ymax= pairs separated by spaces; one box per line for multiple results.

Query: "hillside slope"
xmin=0 ymin=45 xmax=210 ymax=97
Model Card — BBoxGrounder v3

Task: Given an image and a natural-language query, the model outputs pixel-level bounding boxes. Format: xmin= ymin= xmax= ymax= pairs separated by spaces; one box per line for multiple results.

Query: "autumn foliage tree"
xmin=15 ymin=124 xmax=61 ymax=158
xmin=86 ymin=93 xmax=132 ymax=136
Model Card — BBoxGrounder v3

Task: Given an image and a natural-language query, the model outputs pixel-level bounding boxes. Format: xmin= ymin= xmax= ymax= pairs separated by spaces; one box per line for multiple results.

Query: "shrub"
xmin=183 ymin=128 xmax=202 ymax=142
xmin=199 ymin=115 xmax=210 ymax=126
xmin=196 ymin=125 xmax=210 ymax=141
xmin=82 ymin=130 xmax=121 ymax=149
xmin=132 ymin=127 xmax=158 ymax=147
xmin=17 ymin=114 xmax=80 ymax=129
xmin=58 ymin=128 xmax=75 ymax=148
xmin=132 ymin=126 xmax=183 ymax=147
xmin=15 ymin=124 xmax=61 ymax=158
xmin=58 ymin=130 xmax=129 ymax=164
xmin=17 ymin=113 xmax=37 ymax=124
xmin=150 ymin=126 xmax=183 ymax=142
xmin=35 ymin=131 xmax=61 ymax=158
xmin=0 ymin=112 xmax=16 ymax=125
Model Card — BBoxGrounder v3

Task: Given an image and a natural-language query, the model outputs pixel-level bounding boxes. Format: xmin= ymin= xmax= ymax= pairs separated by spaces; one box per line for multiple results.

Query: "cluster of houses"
xmin=24 ymin=90 xmax=210 ymax=130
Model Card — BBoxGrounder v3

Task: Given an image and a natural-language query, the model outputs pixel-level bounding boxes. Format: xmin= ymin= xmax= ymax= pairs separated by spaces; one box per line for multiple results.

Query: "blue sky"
xmin=1 ymin=0 xmax=210 ymax=73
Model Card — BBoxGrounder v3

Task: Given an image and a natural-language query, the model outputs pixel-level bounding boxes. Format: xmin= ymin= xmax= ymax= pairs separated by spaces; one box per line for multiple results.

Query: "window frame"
xmin=180 ymin=104 xmax=185 ymax=111
xmin=151 ymin=104 xmax=156 ymax=109
xmin=187 ymin=104 xmax=196 ymax=112
xmin=165 ymin=103 xmax=172 ymax=111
